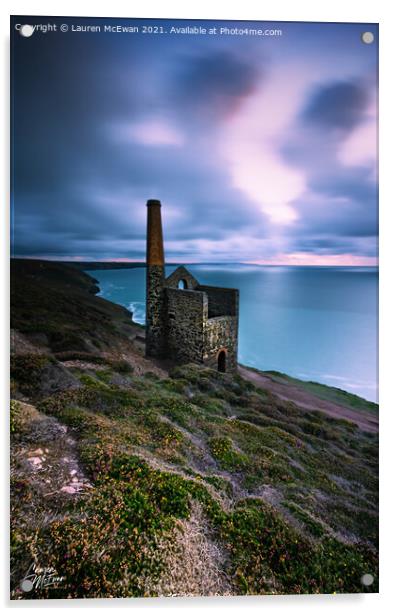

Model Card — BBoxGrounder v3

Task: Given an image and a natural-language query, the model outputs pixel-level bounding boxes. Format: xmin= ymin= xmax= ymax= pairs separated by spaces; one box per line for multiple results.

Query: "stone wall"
xmin=146 ymin=265 xmax=166 ymax=357
xmin=203 ymin=315 xmax=238 ymax=371
xmin=197 ymin=285 xmax=239 ymax=318
xmin=165 ymin=266 xmax=199 ymax=290
xmin=146 ymin=260 xmax=239 ymax=371
xmin=165 ymin=288 xmax=207 ymax=363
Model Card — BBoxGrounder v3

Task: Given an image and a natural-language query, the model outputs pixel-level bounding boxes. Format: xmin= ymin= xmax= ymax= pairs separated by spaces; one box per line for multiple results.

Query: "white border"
xmin=2 ymin=1 xmax=393 ymax=614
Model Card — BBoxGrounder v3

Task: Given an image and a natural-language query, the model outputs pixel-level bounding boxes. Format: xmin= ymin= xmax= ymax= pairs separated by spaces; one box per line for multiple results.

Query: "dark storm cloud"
xmin=173 ymin=50 xmax=261 ymax=121
xmin=302 ymin=80 xmax=369 ymax=132
xmin=288 ymin=168 xmax=378 ymax=239
xmin=279 ymin=75 xmax=377 ymax=258
xmin=11 ymin=17 xmax=377 ymax=263
xmin=11 ymin=26 xmax=267 ymax=259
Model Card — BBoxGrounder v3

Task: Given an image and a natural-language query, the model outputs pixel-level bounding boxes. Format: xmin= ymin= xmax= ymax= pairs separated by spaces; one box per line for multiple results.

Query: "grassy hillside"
xmin=11 ymin=259 xmax=142 ymax=354
xmin=10 ymin=259 xmax=378 ymax=598
xmin=262 ymin=370 xmax=378 ymax=415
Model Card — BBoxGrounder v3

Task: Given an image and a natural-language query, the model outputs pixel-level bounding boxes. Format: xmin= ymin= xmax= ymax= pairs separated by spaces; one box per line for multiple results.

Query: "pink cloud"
xmin=218 ymin=69 xmax=309 ymax=225
xmin=245 ymin=253 xmax=378 ymax=266
xmin=338 ymin=119 xmax=377 ymax=169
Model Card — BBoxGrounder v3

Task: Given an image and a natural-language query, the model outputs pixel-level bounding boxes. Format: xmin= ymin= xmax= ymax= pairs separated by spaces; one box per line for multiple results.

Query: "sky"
xmin=11 ymin=17 xmax=378 ymax=265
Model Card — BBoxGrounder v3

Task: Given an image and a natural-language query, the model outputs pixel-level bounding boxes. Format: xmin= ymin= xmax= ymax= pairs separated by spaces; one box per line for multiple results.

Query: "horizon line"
xmin=11 ymin=256 xmax=379 ymax=268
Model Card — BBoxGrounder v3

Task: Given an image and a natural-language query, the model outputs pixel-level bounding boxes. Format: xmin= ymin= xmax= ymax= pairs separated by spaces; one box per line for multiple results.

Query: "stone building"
xmin=145 ymin=199 xmax=239 ymax=372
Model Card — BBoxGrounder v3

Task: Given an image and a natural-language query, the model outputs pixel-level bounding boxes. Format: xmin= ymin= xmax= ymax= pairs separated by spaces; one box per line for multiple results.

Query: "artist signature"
xmin=20 ymin=562 xmax=65 ymax=593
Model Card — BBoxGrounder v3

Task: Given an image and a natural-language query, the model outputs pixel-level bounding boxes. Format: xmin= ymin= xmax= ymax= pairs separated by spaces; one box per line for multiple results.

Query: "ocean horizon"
xmin=87 ymin=263 xmax=378 ymax=403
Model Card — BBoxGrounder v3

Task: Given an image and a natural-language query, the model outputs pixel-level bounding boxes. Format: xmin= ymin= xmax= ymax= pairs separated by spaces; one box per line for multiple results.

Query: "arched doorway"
xmin=217 ymin=350 xmax=227 ymax=373
xmin=178 ymin=279 xmax=188 ymax=289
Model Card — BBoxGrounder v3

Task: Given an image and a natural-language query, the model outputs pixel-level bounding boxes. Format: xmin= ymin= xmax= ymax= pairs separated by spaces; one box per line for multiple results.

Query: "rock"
xmin=27 ymin=456 xmax=43 ymax=469
xmin=27 ymin=417 xmax=69 ymax=443
xmin=40 ymin=362 xmax=81 ymax=395
xmin=61 ymin=485 xmax=77 ymax=494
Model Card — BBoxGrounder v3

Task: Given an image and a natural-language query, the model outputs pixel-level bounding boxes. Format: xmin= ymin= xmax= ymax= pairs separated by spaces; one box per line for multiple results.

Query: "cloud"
xmin=302 ymin=80 xmax=369 ymax=132
xmin=11 ymin=20 xmax=378 ymax=264
xmin=275 ymin=74 xmax=377 ymax=260
xmin=219 ymin=66 xmax=310 ymax=225
xmin=247 ymin=253 xmax=377 ymax=266
xmin=173 ymin=49 xmax=261 ymax=122
xmin=111 ymin=118 xmax=185 ymax=147
xmin=338 ymin=109 xmax=377 ymax=171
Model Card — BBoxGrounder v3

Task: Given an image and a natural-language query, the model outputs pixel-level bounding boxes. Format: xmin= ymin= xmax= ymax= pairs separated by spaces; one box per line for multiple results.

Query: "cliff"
xmin=10 ymin=259 xmax=378 ymax=598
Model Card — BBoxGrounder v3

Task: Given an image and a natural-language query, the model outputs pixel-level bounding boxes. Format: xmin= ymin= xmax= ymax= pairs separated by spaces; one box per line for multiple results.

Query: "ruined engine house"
xmin=145 ymin=199 xmax=239 ymax=373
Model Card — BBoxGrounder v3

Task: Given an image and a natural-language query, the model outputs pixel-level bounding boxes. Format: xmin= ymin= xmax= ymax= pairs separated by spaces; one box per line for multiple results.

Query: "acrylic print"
xmin=10 ymin=16 xmax=378 ymax=598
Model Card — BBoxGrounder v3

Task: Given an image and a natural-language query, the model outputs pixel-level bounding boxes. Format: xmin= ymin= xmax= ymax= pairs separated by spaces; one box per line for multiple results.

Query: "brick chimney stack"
xmin=145 ymin=199 xmax=166 ymax=357
xmin=146 ymin=199 xmax=164 ymax=267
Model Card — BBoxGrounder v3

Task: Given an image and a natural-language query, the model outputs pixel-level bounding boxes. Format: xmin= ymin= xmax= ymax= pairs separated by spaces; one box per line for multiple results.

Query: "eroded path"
xmin=238 ymin=366 xmax=379 ymax=433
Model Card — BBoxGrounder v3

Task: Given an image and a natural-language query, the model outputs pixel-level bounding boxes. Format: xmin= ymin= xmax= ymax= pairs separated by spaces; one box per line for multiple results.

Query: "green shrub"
xmin=10 ymin=400 xmax=21 ymax=434
xmin=283 ymin=501 xmax=325 ymax=537
xmin=10 ymin=354 xmax=52 ymax=397
xmin=112 ymin=359 xmax=134 ymax=374
xmin=208 ymin=437 xmax=248 ymax=471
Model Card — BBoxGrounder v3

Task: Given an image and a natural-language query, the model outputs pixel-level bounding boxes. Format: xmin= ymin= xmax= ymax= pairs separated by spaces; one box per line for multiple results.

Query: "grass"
xmin=10 ymin=260 xmax=378 ymax=598
xmin=10 ymin=358 xmax=378 ymax=597
xmin=263 ymin=370 xmax=378 ymax=414
xmin=208 ymin=437 xmax=248 ymax=471
xmin=11 ymin=259 xmax=138 ymax=353
xmin=10 ymin=354 xmax=53 ymax=397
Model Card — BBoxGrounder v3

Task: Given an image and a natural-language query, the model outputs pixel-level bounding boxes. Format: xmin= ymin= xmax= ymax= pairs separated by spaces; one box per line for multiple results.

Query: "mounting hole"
xmin=21 ymin=578 xmax=34 ymax=592
xmin=361 ymin=31 xmax=374 ymax=44
xmin=19 ymin=24 xmax=35 ymax=37
xmin=361 ymin=573 xmax=374 ymax=586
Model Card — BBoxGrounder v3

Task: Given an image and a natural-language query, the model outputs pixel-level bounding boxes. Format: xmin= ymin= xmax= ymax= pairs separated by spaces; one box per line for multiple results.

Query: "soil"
xmin=238 ymin=366 xmax=378 ymax=433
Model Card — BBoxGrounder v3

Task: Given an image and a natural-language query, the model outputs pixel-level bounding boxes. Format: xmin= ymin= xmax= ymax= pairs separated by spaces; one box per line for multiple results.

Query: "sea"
xmin=86 ymin=264 xmax=378 ymax=403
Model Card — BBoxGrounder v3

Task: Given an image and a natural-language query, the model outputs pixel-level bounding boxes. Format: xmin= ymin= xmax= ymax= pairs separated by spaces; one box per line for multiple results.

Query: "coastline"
xmin=85 ymin=263 xmax=378 ymax=407
xmin=10 ymin=258 xmax=379 ymax=597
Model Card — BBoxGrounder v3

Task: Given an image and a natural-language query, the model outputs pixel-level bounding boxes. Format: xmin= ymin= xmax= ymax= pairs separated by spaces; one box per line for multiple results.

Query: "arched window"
xmin=178 ymin=279 xmax=188 ymax=289
xmin=217 ymin=350 xmax=227 ymax=373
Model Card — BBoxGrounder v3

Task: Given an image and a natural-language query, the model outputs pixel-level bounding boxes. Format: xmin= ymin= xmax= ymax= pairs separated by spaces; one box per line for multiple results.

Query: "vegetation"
xmin=10 ymin=260 xmax=378 ymax=598
xmin=262 ymin=370 xmax=378 ymax=415
xmin=11 ymin=259 xmax=138 ymax=353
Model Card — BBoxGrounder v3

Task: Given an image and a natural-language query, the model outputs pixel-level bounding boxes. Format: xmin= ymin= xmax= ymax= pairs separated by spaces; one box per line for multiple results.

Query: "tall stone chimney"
xmin=145 ymin=199 xmax=166 ymax=357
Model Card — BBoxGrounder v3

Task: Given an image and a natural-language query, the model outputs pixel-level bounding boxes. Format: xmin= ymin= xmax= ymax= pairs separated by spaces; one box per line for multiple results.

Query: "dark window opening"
xmin=178 ymin=279 xmax=188 ymax=289
xmin=218 ymin=350 xmax=227 ymax=373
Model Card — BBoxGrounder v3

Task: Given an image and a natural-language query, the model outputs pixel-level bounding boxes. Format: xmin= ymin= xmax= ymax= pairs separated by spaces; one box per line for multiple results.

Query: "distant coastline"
xmin=47 ymin=261 xmax=147 ymax=271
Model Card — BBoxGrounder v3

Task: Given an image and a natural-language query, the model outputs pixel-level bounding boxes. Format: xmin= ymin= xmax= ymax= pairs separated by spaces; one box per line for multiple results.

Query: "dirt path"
xmin=11 ymin=401 xmax=93 ymax=498
xmin=147 ymin=501 xmax=233 ymax=597
xmin=238 ymin=366 xmax=379 ymax=433
xmin=10 ymin=401 xmax=95 ymax=598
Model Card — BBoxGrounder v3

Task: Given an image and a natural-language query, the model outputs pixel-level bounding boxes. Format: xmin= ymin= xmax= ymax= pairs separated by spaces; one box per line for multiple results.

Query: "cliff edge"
xmin=10 ymin=259 xmax=378 ymax=598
